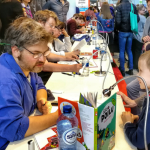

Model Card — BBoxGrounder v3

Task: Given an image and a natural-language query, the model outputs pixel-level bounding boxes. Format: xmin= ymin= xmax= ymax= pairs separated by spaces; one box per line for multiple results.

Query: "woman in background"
xmin=97 ymin=2 xmax=114 ymax=53
xmin=21 ymin=0 xmax=33 ymax=18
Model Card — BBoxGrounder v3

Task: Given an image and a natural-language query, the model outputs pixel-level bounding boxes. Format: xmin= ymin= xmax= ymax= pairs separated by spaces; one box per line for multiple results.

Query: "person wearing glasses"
xmin=34 ymin=10 xmax=82 ymax=84
xmin=0 ymin=17 xmax=58 ymax=150
xmin=51 ymin=20 xmax=80 ymax=56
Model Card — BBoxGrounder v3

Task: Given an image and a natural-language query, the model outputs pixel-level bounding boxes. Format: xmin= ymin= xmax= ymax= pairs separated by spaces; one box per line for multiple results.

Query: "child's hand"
xmin=117 ymin=91 xmax=137 ymax=108
xmin=121 ymin=111 xmax=132 ymax=125
xmin=131 ymin=114 xmax=139 ymax=124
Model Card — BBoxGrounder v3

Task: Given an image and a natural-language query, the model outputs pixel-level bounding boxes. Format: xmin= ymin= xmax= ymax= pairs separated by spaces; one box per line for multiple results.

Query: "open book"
xmin=79 ymin=92 xmax=98 ymax=108
xmin=78 ymin=93 xmax=116 ymax=150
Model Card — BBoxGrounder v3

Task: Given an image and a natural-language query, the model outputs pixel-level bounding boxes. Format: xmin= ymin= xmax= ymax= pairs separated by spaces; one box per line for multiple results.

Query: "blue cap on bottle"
xmin=63 ymin=105 xmax=72 ymax=113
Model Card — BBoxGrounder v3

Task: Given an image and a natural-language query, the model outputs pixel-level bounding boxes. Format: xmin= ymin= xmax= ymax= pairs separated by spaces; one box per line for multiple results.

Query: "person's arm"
xmin=25 ymin=74 xmax=58 ymax=137
xmin=54 ymin=38 xmax=72 ymax=52
xmin=115 ymin=6 xmax=121 ymax=30
xmin=46 ymin=53 xmax=74 ymax=62
xmin=0 ymin=82 xmax=55 ymax=142
xmin=43 ymin=60 xmax=82 ymax=72
xmin=25 ymin=111 xmax=58 ymax=137
xmin=123 ymin=104 xmax=150 ymax=149
xmin=134 ymin=92 xmax=146 ymax=107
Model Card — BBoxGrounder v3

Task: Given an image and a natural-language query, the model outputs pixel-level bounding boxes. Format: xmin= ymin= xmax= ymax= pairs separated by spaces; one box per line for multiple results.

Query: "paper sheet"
xmin=57 ymin=61 xmax=77 ymax=65
xmin=73 ymin=39 xmax=87 ymax=51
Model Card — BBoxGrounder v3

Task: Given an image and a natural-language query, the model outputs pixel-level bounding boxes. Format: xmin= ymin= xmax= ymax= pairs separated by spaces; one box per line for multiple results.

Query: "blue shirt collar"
xmin=4 ymin=53 xmax=27 ymax=78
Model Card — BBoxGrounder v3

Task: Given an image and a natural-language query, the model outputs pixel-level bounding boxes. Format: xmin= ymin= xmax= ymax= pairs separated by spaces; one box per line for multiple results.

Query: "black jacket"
xmin=0 ymin=0 xmax=23 ymax=39
xmin=115 ymin=0 xmax=140 ymax=32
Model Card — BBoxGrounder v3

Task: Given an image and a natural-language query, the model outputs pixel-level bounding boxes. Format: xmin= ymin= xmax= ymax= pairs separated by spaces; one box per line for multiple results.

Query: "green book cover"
xmin=97 ymin=93 xmax=116 ymax=150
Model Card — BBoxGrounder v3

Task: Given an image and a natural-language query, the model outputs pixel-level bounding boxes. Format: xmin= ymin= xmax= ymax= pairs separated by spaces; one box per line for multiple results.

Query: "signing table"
xmin=7 ymin=40 xmax=137 ymax=150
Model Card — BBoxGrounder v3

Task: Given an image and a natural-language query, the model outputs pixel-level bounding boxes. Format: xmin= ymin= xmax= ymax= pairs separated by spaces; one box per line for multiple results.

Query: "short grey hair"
xmin=4 ymin=17 xmax=53 ymax=54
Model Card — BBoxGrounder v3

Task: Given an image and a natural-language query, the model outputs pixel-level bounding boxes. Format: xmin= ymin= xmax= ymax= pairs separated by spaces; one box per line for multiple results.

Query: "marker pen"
xmin=28 ymin=140 xmax=35 ymax=150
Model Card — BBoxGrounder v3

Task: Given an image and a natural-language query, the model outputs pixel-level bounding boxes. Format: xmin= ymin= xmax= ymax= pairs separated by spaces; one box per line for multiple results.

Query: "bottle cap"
xmin=63 ymin=105 xmax=72 ymax=113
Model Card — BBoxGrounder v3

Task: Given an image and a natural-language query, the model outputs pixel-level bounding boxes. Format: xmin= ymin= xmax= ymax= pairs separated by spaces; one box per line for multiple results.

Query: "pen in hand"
xmin=75 ymin=60 xmax=80 ymax=64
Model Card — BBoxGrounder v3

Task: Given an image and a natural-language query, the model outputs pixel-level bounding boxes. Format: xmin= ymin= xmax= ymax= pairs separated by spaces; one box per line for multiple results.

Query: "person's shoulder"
xmin=146 ymin=16 xmax=150 ymax=21
xmin=116 ymin=4 xmax=121 ymax=10
xmin=68 ymin=19 xmax=75 ymax=23
xmin=0 ymin=54 xmax=20 ymax=84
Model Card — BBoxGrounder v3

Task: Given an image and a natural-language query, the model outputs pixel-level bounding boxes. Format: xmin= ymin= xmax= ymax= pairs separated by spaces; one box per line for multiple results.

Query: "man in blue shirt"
xmin=0 ymin=17 xmax=58 ymax=149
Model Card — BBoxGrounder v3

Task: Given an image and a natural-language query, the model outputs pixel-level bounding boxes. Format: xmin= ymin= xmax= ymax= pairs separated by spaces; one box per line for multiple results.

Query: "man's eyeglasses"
xmin=23 ymin=46 xmax=50 ymax=59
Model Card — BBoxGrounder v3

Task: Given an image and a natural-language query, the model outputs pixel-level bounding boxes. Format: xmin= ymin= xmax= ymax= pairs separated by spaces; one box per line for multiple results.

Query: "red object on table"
xmin=112 ymin=59 xmax=131 ymax=112
xmin=93 ymin=50 xmax=98 ymax=59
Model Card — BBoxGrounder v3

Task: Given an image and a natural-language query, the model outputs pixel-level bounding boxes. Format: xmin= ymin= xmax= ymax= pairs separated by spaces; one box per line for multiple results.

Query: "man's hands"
xmin=65 ymin=52 xmax=79 ymax=60
xmin=117 ymin=91 xmax=137 ymax=108
xmin=37 ymin=100 xmax=52 ymax=115
xmin=143 ymin=36 xmax=150 ymax=43
xmin=72 ymin=50 xmax=80 ymax=55
xmin=72 ymin=64 xmax=82 ymax=72
xmin=121 ymin=111 xmax=139 ymax=125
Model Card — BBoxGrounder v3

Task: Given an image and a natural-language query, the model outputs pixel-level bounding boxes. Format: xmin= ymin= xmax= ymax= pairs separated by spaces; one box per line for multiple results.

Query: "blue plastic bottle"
xmin=57 ymin=105 xmax=78 ymax=150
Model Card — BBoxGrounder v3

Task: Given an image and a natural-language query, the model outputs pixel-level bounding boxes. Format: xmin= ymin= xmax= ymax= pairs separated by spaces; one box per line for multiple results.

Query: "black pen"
xmin=75 ymin=60 xmax=80 ymax=64
xmin=62 ymin=72 xmax=72 ymax=76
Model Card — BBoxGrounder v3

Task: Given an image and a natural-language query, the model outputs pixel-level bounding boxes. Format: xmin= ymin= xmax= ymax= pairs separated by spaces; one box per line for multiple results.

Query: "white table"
xmin=7 ymin=42 xmax=137 ymax=150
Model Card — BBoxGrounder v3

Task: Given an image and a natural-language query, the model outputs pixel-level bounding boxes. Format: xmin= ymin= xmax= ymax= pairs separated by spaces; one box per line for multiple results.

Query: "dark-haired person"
xmin=0 ymin=0 xmax=24 ymax=54
xmin=42 ymin=0 xmax=69 ymax=23
xmin=51 ymin=21 xmax=72 ymax=54
xmin=67 ymin=15 xmax=86 ymax=38
xmin=115 ymin=0 xmax=139 ymax=76
xmin=21 ymin=0 xmax=33 ymax=18
xmin=0 ymin=17 xmax=58 ymax=149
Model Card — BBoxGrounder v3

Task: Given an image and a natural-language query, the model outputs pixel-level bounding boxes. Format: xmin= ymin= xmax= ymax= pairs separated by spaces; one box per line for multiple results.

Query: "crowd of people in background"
xmin=1 ymin=0 xmax=150 ymax=150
